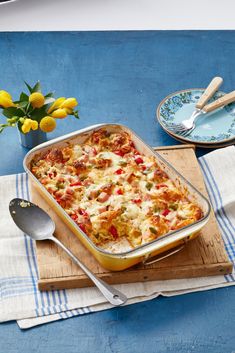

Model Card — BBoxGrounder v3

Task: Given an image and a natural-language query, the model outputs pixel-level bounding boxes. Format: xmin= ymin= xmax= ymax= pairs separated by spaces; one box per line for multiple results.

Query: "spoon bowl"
xmin=9 ymin=198 xmax=55 ymax=240
xmin=9 ymin=198 xmax=127 ymax=306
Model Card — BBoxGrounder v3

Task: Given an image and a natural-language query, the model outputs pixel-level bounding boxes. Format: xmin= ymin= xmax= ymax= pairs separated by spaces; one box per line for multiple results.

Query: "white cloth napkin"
xmin=0 ymin=146 xmax=234 ymax=329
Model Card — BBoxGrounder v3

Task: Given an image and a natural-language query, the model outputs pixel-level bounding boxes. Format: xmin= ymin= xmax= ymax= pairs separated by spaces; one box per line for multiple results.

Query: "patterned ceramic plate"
xmin=166 ymin=129 xmax=235 ymax=149
xmin=156 ymin=89 xmax=235 ymax=145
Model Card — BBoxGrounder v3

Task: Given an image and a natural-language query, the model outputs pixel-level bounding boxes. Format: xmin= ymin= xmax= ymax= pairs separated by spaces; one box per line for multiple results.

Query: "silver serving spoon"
xmin=9 ymin=198 xmax=127 ymax=306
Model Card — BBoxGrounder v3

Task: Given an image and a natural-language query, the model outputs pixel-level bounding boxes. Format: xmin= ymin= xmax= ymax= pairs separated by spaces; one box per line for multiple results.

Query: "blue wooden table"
xmin=0 ymin=31 xmax=235 ymax=353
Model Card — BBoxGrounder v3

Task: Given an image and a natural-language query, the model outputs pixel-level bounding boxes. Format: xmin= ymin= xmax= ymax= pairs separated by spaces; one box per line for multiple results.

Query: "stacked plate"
xmin=156 ymin=89 xmax=235 ymax=148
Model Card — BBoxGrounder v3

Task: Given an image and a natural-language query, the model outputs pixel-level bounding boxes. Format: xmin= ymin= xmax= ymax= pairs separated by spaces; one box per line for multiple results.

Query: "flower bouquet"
xmin=0 ymin=81 xmax=79 ymax=147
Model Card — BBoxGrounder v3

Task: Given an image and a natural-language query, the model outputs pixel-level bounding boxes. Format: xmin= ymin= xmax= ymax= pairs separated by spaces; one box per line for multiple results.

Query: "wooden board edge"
xmin=36 ymin=144 xmax=232 ymax=291
xmin=38 ymin=262 xmax=233 ymax=291
xmin=153 ymin=144 xmax=195 ymax=151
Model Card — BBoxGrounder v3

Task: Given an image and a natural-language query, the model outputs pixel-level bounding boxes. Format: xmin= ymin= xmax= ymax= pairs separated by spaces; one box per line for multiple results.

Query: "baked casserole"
xmin=30 ymin=128 xmax=203 ymax=253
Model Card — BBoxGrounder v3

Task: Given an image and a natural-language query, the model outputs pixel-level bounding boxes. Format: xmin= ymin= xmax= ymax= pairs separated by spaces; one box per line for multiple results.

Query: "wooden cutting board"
xmin=32 ymin=145 xmax=233 ymax=291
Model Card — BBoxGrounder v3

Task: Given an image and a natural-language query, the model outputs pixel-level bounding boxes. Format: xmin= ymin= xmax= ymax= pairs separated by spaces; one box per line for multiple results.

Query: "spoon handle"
xmin=51 ymin=236 xmax=127 ymax=306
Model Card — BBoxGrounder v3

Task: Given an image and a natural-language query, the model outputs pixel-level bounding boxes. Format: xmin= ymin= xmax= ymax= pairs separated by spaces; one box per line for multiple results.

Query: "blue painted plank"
xmin=1 ymin=289 xmax=235 ymax=353
xmin=1 ymin=31 xmax=235 ymax=175
xmin=0 ymin=31 xmax=235 ymax=352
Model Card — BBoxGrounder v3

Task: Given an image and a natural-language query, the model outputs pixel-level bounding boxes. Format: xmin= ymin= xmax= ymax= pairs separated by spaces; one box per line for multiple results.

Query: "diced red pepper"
xmin=114 ymin=150 xmax=125 ymax=157
xmin=135 ymin=157 xmax=144 ymax=164
xmin=132 ymin=198 xmax=142 ymax=204
xmin=71 ymin=214 xmax=78 ymax=221
xmin=141 ymin=165 xmax=146 ymax=171
xmin=78 ymin=223 xmax=87 ymax=234
xmin=116 ymin=189 xmax=123 ymax=195
xmin=70 ymin=181 xmax=82 ymax=187
xmin=162 ymin=209 xmax=170 ymax=217
xmin=49 ymin=171 xmax=57 ymax=178
xmin=109 ymin=225 xmax=118 ymax=239
xmin=115 ymin=169 xmax=124 ymax=175
xmin=78 ymin=208 xmax=88 ymax=217
xmin=156 ymin=184 xmax=167 ymax=189
xmin=56 ymin=199 xmax=66 ymax=208
xmin=66 ymin=187 xmax=74 ymax=195
xmin=92 ymin=147 xmax=97 ymax=156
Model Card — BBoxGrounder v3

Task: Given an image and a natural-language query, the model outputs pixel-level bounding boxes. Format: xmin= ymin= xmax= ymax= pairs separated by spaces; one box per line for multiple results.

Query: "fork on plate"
xmin=166 ymin=76 xmax=231 ymax=136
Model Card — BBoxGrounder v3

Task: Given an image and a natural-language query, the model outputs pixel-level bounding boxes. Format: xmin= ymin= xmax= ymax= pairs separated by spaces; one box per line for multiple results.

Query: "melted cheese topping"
xmin=30 ymin=128 xmax=203 ymax=252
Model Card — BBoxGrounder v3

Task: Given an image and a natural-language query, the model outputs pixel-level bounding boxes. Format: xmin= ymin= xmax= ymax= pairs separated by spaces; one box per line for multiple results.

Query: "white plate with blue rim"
xmin=156 ymin=89 xmax=235 ymax=147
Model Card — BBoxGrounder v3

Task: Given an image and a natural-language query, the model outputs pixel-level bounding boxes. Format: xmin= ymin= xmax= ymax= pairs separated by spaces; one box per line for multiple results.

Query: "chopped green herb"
xmin=56 ymin=182 xmax=64 ymax=189
xmin=118 ymin=160 xmax=127 ymax=166
xmin=169 ymin=202 xmax=178 ymax=210
xmin=149 ymin=227 xmax=157 ymax=235
xmin=153 ymin=205 xmax=160 ymax=213
xmin=146 ymin=182 xmax=153 ymax=191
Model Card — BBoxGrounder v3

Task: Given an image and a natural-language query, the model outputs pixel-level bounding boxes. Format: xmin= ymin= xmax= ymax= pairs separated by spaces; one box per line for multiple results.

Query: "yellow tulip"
xmin=0 ymin=94 xmax=15 ymax=108
xmin=51 ymin=108 xmax=67 ymax=119
xmin=0 ymin=90 xmax=12 ymax=100
xmin=47 ymin=97 xmax=66 ymax=114
xmin=29 ymin=92 xmax=45 ymax=108
xmin=31 ymin=120 xmax=39 ymax=130
xmin=22 ymin=125 xmax=30 ymax=134
xmin=60 ymin=98 xmax=78 ymax=109
xmin=21 ymin=119 xmax=32 ymax=134
xmin=65 ymin=108 xmax=73 ymax=115
xmin=39 ymin=116 xmax=56 ymax=133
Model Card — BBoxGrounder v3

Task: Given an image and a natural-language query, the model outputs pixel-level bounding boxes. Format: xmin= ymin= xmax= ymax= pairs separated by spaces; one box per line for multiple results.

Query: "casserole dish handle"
xmin=142 ymin=244 xmax=185 ymax=266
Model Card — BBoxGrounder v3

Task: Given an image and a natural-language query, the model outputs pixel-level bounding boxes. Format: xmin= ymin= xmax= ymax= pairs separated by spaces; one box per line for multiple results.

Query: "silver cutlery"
xmin=9 ymin=198 xmax=127 ymax=307
xmin=167 ymin=76 xmax=223 ymax=136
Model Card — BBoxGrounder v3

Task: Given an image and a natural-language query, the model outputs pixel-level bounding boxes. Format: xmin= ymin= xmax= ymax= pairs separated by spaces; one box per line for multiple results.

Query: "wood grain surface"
xmin=32 ymin=145 xmax=232 ymax=291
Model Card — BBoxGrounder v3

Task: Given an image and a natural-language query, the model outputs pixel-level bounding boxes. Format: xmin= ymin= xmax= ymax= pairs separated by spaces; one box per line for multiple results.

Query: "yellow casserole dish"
xmin=23 ymin=124 xmax=211 ymax=271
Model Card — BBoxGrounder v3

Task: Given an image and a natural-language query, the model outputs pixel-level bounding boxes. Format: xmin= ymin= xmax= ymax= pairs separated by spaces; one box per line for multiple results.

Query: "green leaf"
xmin=24 ymin=81 xmax=33 ymax=94
xmin=17 ymin=120 xmax=23 ymax=133
xmin=2 ymin=107 xmax=25 ymax=118
xmin=73 ymin=110 xmax=79 ymax=119
xmin=17 ymin=101 xmax=28 ymax=109
xmin=44 ymin=97 xmax=55 ymax=105
xmin=0 ymin=123 xmax=10 ymax=133
xmin=32 ymin=81 xmax=41 ymax=93
xmin=29 ymin=106 xmax=48 ymax=122
xmin=45 ymin=92 xmax=54 ymax=98
xmin=20 ymin=92 xmax=29 ymax=101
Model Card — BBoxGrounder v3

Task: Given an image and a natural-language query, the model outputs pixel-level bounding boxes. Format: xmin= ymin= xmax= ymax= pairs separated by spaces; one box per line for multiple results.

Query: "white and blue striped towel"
xmin=0 ymin=146 xmax=234 ymax=329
